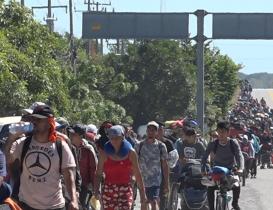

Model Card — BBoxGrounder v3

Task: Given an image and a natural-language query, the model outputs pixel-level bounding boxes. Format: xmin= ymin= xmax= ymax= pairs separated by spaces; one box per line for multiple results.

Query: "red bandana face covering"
xmin=48 ymin=117 xmax=57 ymax=142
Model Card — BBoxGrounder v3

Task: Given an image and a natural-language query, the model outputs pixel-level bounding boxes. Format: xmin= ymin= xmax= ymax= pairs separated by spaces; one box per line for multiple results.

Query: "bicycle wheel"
xmin=216 ymin=195 xmax=227 ymax=210
xmin=168 ymin=183 xmax=179 ymax=210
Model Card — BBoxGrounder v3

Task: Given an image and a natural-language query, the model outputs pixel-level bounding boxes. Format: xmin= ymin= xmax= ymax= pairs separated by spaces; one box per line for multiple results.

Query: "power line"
xmin=32 ymin=0 xmax=67 ymax=32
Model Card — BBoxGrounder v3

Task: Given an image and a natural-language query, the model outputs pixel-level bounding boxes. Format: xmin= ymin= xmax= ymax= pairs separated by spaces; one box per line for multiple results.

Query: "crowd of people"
xmin=0 ymin=79 xmax=272 ymax=210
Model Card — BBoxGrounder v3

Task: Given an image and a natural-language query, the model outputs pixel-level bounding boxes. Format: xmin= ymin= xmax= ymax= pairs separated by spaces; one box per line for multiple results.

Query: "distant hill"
xmin=238 ymin=72 xmax=273 ymax=88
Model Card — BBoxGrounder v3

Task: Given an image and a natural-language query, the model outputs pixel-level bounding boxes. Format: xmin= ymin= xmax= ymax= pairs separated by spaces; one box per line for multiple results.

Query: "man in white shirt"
xmin=5 ymin=105 xmax=78 ymax=210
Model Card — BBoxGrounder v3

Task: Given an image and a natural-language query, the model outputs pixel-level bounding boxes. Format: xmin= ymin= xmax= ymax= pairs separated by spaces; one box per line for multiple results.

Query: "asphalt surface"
xmin=252 ymin=89 xmax=273 ymax=109
xmin=134 ymin=89 xmax=273 ymax=210
xmin=239 ymin=167 xmax=273 ymax=210
xmin=134 ymin=166 xmax=273 ymax=210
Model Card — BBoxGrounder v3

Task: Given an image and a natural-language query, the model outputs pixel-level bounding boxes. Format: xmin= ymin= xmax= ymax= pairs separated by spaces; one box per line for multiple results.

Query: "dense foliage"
xmin=0 ymin=1 xmax=241 ymax=131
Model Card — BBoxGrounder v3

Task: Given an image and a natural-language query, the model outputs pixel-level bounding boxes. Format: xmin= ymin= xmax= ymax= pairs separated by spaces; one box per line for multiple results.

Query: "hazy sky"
xmin=22 ymin=0 xmax=273 ymax=75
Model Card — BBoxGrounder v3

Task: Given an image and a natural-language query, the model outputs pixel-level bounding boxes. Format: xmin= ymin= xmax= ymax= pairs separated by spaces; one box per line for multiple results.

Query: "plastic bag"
xmin=90 ymin=195 xmax=101 ymax=210
xmin=167 ymin=149 xmax=179 ymax=168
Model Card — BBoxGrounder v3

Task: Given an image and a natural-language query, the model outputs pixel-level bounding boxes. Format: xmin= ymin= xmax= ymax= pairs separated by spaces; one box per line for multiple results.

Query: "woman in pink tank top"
xmin=94 ymin=125 xmax=147 ymax=210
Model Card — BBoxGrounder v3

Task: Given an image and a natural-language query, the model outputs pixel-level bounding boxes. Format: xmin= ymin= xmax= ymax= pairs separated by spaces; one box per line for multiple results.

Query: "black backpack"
xmin=213 ymin=139 xmax=236 ymax=156
xmin=182 ymin=160 xmax=204 ymax=189
xmin=11 ymin=136 xmax=62 ymax=200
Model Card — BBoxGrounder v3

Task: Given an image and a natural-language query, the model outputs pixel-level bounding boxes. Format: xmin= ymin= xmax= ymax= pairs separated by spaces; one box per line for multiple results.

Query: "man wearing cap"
xmin=176 ymin=127 xmax=206 ymax=165
xmin=55 ymin=118 xmax=82 ymax=209
xmin=5 ymin=105 xmax=78 ymax=210
xmin=135 ymin=121 xmax=169 ymax=210
xmin=85 ymin=124 xmax=98 ymax=143
xmin=68 ymin=124 xmax=97 ymax=210
xmin=21 ymin=102 xmax=46 ymax=122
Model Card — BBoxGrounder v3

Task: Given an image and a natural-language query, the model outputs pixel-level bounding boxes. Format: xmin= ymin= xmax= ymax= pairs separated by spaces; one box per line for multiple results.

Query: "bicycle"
xmin=209 ymin=166 xmax=237 ymax=210
xmin=168 ymin=180 xmax=179 ymax=210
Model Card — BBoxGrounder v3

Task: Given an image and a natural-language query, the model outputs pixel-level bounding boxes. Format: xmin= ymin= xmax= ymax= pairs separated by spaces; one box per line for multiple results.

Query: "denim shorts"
xmin=145 ymin=186 xmax=160 ymax=201
xmin=0 ymin=182 xmax=12 ymax=203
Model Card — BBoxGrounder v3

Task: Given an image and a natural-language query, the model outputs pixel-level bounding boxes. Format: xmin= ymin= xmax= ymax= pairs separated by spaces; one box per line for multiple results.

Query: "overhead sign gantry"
xmin=82 ymin=10 xmax=273 ymax=134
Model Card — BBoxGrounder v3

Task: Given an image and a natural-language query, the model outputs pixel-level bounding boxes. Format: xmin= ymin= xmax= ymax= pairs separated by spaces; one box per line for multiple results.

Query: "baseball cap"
xmin=243 ymin=134 xmax=249 ymax=141
xmin=86 ymin=124 xmax=98 ymax=140
xmin=31 ymin=105 xmax=54 ymax=118
xmin=86 ymin=124 xmax=98 ymax=134
xmin=67 ymin=124 xmax=86 ymax=136
xmin=56 ymin=117 xmax=69 ymax=129
xmin=22 ymin=102 xmax=46 ymax=114
xmin=147 ymin=121 xmax=159 ymax=130
xmin=107 ymin=125 xmax=125 ymax=139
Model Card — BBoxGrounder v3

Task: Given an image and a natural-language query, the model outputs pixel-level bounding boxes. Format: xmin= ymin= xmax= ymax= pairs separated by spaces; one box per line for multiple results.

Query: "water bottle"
xmin=89 ymin=195 xmax=101 ymax=210
xmin=9 ymin=122 xmax=33 ymax=134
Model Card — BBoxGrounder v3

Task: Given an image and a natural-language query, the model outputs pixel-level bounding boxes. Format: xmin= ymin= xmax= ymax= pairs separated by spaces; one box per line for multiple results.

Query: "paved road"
xmin=134 ymin=167 xmax=273 ymax=210
xmin=239 ymin=167 xmax=273 ymax=210
xmin=134 ymin=89 xmax=273 ymax=210
xmin=252 ymin=89 xmax=273 ymax=108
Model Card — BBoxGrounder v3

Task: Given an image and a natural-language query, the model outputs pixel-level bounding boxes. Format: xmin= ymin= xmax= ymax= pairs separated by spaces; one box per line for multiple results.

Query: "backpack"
xmin=182 ymin=160 xmax=204 ymax=189
xmin=11 ymin=136 xmax=62 ymax=200
xmin=81 ymin=139 xmax=98 ymax=165
xmin=251 ymin=134 xmax=260 ymax=154
xmin=213 ymin=139 xmax=236 ymax=156
xmin=137 ymin=140 xmax=163 ymax=159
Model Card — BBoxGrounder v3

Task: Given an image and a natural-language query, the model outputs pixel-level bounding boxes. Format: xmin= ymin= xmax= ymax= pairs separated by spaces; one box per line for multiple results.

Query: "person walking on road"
xmin=135 ymin=121 xmax=169 ymax=210
xmin=94 ymin=125 xmax=147 ymax=210
xmin=68 ymin=124 xmax=98 ymax=210
xmin=4 ymin=105 xmax=78 ymax=210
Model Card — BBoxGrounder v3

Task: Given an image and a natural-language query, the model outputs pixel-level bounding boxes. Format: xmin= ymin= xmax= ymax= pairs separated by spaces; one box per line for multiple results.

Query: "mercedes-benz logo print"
xmin=25 ymin=151 xmax=51 ymax=177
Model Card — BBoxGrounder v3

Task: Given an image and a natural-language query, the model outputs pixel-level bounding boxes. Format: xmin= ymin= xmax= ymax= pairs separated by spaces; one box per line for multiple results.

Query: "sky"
xmin=21 ymin=0 xmax=273 ymax=75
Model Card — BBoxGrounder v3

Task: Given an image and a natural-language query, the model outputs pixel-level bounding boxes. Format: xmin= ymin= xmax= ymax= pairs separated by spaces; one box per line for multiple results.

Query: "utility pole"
xmin=87 ymin=0 xmax=91 ymax=11
xmin=160 ymin=0 xmax=163 ymax=12
xmin=194 ymin=10 xmax=207 ymax=135
xmin=32 ymin=1 xmax=67 ymax=32
xmin=47 ymin=0 xmax=54 ymax=32
xmin=21 ymin=0 xmax=25 ymax=6
xmin=84 ymin=0 xmax=92 ymax=56
xmin=69 ymin=0 xmax=76 ymax=74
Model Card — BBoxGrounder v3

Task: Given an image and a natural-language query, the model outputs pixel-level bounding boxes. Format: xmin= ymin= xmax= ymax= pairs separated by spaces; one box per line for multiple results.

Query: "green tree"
xmin=205 ymin=47 xmax=241 ymax=116
xmin=105 ymin=40 xmax=195 ymax=126
xmin=0 ymin=1 xmax=131 ymax=124
xmin=0 ymin=1 xmax=71 ymax=115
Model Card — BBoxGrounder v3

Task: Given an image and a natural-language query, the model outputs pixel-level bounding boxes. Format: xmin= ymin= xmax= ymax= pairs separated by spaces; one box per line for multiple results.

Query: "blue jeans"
xmin=0 ymin=182 xmax=12 ymax=203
